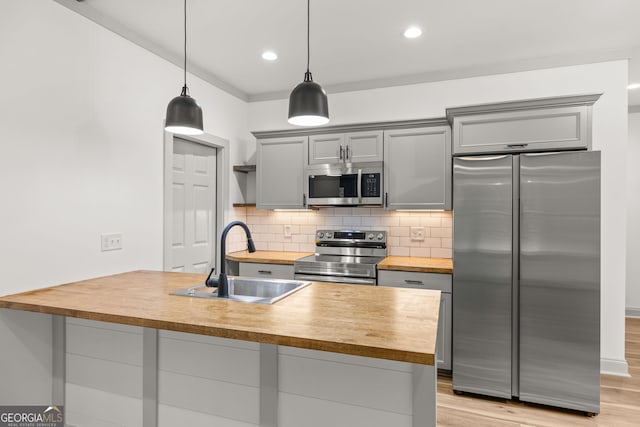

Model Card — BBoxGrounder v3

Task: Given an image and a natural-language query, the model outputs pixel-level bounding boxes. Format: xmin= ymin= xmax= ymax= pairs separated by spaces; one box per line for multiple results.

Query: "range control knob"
xmin=376 ymin=233 xmax=384 ymax=241
xmin=317 ymin=232 xmax=324 ymax=239
xmin=325 ymin=232 xmax=333 ymax=239
xmin=367 ymin=233 xmax=374 ymax=240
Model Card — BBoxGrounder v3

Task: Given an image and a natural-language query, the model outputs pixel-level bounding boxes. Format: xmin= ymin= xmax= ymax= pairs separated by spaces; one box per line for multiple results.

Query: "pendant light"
xmin=165 ymin=0 xmax=203 ymax=135
xmin=288 ymin=0 xmax=329 ymax=126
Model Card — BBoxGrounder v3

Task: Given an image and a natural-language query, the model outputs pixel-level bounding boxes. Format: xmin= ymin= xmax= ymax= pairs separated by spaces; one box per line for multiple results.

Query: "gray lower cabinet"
xmin=378 ymin=270 xmax=452 ymax=370
xmin=446 ymin=93 xmax=601 ymax=155
xmin=239 ymin=262 xmax=294 ymax=280
xmin=384 ymin=126 xmax=452 ymax=210
xmin=256 ymin=136 xmax=308 ymax=209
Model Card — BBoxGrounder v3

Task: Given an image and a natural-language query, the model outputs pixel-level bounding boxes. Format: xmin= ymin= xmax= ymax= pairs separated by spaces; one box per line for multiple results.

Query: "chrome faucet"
xmin=205 ymin=220 xmax=256 ymax=298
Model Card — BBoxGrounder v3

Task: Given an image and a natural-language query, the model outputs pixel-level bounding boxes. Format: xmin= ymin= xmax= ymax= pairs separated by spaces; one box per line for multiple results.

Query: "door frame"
xmin=162 ymin=130 xmax=229 ymax=272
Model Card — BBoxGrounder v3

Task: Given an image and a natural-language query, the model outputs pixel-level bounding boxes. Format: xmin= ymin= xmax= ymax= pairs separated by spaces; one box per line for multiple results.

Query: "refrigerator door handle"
xmin=457 ymin=155 xmax=510 ymax=161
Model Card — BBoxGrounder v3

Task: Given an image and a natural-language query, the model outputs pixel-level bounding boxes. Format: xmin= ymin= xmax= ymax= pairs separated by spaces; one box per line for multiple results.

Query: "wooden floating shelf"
xmin=232 ymin=203 xmax=256 ymax=207
xmin=233 ymin=164 xmax=256 ymax=173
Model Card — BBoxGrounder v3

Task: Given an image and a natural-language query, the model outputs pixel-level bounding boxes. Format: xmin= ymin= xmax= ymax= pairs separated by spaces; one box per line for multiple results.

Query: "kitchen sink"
xmin=172 ymin=277 xmax=311 ymax=304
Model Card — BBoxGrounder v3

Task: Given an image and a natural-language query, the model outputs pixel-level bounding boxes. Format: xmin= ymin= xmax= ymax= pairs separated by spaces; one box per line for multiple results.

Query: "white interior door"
xmin=169 ymin=138 xmax=217 ymax=273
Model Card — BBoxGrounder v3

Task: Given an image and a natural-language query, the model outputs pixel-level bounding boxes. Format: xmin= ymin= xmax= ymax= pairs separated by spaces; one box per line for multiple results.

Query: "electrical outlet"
xmin=101 ymin=233 xmax=123 ymax=251
xmin=410 ymin=227 xmax=425 ymax=241
xmin=284 ymin=225 xmax=292 ymax=238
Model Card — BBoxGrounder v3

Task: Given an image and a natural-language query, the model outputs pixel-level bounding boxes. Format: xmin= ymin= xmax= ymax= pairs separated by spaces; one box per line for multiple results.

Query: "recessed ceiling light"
xmin=628 ymin=83 xmax=640 ymax=90
xmin=403 ymin=26 xmax=422 ymax=39
xmin=262 ymin=51 xmax=278 ymax=61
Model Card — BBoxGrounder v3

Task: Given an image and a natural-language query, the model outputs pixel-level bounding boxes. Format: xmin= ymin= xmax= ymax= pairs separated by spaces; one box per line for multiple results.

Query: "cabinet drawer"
xmin=239 ymin=263 xmax=294 ymax=280
xmin=377 ymin=270 xmax=452 ymax=292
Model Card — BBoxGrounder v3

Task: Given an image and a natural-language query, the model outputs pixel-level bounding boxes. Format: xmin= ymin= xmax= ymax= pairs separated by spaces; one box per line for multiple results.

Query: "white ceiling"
xmin=57 ymin=0 xmax=640 ymax=105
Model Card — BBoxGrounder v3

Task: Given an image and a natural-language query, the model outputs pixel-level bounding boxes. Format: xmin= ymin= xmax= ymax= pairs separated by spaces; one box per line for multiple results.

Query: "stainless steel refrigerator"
xmin=452 ymin=151 xmax=600 ymax=414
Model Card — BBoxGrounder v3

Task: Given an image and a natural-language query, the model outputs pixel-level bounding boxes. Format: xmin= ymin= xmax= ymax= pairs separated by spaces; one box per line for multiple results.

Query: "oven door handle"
xmin=294 ymin=274 xmax=376 ymax=285
xmin=357 ymin=168 xmax=362 ymax=203
xmin=294 ymin=268 xmax=372 ymax=278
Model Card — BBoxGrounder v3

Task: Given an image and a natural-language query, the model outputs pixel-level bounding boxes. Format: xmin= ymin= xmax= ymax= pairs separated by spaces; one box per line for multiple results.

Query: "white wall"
xmin=0 ymin=0 xmax=251 ymax=404
xmin=249 ymin=61 xmax=630 ymax=374
xmin=627 ymin=111 xmax=640 ymax=315
xmin=0 ymin=0 xmax=250 ymax=296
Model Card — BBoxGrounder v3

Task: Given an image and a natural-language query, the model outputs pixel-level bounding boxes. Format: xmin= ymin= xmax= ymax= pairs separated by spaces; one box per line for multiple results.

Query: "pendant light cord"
xmin=306 ymin=0 xmax=310 ymax=73
xmin=303 ymin=0 xmax=313 ymax=82
xmin=182 ymin=0 xmax=188 ymax=94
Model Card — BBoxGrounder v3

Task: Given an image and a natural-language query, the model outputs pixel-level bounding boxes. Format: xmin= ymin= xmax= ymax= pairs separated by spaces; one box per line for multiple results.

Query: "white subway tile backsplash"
xmin=399 ymin=237 xmax=420 ymax=248
xmin=389 ymin=227 xmax=410 ymax=237
xmin=431 ymin=248 xmax=452 ymax=258
xmin=292 ymin=234 xmax=308 ymax=243
xmin=268 ymin=242 xmax=284 ymax=251
xmin=240 ymin=208 xmax=452 ymax=259
xmin=352 ymin=208 xmax=371 ymax=216
xmin=361 ymin=216 xmax=382 ymax=226
xmin=324 ymin=217 xmax=343 ymax=226
xmin=268 ymin=224 xmax=284 ymax=234
xmin=389 ymin=247 xmax=410 ymax=256
xmin=283 ymin=243 xmax=300 ymax=252
xmin=399 ymin=216 xmax=421 ymax=227
xmin=420 ymin=216 xmax=442 ymax=227
xmin=300 ymin=225 xmax=317 ymax=234
xmin=382 ymin=215 xmax=400 ymax=227
xmin=431 ymin=227 xmax=451 ymax=238
xmin=421 ymin=238 xmax=442 ymax=248
xmin=342 ymin=216 xmax=362 ymax=226
xmin=410 ymin=247 xmax=431 ymax=258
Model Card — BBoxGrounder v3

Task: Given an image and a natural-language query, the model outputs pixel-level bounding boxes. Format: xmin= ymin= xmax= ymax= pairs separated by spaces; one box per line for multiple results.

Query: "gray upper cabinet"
xmin=308 ymin=130 xmax=383 ymax=164
xmin=256 ymin=136 xmax=308 ymax=209
xmin=308 ymin=134 xmax=344 ymax=164
xmin=446 ymin=94 xmax=601 ymax=155
xmin=384 ymin=125 xmax=452 ymax=210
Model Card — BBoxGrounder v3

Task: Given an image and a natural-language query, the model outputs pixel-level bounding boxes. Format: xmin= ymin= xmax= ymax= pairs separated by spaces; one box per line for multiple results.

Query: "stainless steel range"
xmin=294 ymin=229 xmax=387 ymax=285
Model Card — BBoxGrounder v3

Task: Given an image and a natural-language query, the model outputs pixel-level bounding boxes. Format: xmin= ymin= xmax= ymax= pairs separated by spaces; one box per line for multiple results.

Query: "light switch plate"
xmin=284 ymin=225 xmax=292 ymax=238
xmin=410 ymin=227 xmax=425 ymax=241
xmin=101 ymin=233 xmax=123 ymax=251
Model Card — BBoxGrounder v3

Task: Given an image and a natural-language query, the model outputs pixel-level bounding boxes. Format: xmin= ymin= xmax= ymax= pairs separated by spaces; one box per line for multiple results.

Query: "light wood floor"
xmin=437 ymin=317 xmax=640 ymax=427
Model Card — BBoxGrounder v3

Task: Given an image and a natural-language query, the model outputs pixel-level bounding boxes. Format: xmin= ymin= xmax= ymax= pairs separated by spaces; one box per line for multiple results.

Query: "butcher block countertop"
xmin=377 ymin=256 xmax=453 ymax=274
xmin=226 ymin=250 xmax=313 ymax=265
xmin=226 ymin=251 xmax=453 ymax=274
xmin=0 ymin=270 xmax=440 ymax=365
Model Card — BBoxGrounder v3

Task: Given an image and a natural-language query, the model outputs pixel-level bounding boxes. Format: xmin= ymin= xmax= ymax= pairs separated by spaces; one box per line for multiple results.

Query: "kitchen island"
xmin=0 ymin=271 xmax=440 ymax=427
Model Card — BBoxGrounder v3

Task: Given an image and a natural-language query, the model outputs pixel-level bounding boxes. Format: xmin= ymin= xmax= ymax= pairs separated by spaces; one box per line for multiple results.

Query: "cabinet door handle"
xmin=507 ymin=143 xmax=529 ymax=148
xmin=385 ymin=192 xmax=389 ymax=208
xmin=405 ymin=280 xmax=424 ymax=285
xmin=339 ymin=145 xmax=344 ymax=160
xmin=258 ymin=270 xmax=272 ymax=274
xmin=357 ymin=169 xmax=362 ymax=203
xmin=345 ymin=145 xmax=350 ymax=160
xmin=303 ymin=193 xmax=306 ymax=208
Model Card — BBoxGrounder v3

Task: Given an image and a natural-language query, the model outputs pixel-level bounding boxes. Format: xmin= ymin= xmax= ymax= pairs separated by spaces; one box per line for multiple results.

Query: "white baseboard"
xmin=601 ymin=358 xmax=630 ymax=377
xmin=626 ymin=307 xmax=640 ymax=318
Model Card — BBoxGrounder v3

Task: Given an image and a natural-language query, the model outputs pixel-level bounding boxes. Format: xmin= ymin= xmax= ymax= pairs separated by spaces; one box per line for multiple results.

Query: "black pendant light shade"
xmin=288 ymin=71 xmax=329 ymax=126
xmin=165 ymin=0 xmax=204 ymax=136
xmin=165 ymin=85 xmax=203 ymax=135
xmin=288 ymin=0 xmax=329 ymax=127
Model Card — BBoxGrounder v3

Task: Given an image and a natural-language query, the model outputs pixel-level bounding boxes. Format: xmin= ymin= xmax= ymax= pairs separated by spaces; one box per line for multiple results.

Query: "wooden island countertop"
xmin=0 ymin=270 xmax=440 ymax=365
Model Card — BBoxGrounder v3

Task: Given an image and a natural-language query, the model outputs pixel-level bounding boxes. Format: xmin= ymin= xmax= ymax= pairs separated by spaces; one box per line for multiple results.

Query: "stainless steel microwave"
xmin=305 ymin=161 xmax=383 ymax=206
